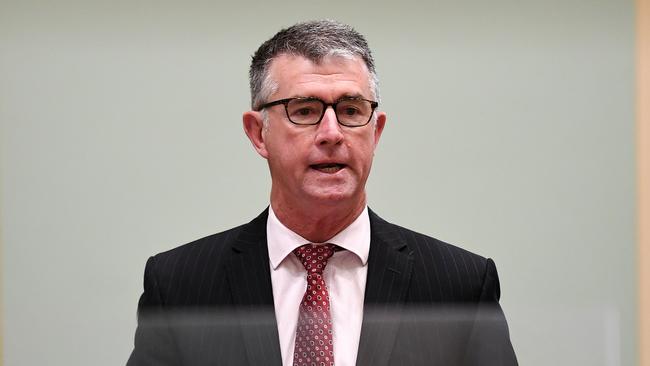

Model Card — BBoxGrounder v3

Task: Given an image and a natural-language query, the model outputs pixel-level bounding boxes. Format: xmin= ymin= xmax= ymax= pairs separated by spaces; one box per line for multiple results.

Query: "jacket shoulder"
xmin=149 ymin=209 xmax=268 ymax=269
xmin=396 ymin=223 xmax=486 ymax=264
xmin=140 ymin=210 xmax=269 ymax=306
xmin=152 ymin=223 xmax=246 ymax=263
xmin=370 ymin=210 xmax=487 ymax=263
xmin=370 ymin=210 xmax=493 ymax=302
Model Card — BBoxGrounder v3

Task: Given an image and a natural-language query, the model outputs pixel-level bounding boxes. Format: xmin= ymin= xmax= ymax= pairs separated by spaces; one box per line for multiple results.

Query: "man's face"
xmin=245 ymin=54 xmax=386 ymax=210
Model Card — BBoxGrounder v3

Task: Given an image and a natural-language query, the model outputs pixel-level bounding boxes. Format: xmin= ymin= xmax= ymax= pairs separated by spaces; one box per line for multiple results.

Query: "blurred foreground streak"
xmin=127 ymin=305 xmax=517 ymax=366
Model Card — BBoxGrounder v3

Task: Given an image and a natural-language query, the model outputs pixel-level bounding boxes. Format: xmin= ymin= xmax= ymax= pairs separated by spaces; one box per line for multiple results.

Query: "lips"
xmin=310 ymin=163 xmax=347 ymax=174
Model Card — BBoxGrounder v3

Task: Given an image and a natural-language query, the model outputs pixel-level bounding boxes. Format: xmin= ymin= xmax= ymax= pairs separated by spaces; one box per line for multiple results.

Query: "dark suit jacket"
xmin=127 ymin=208 xmax=517 ymax=366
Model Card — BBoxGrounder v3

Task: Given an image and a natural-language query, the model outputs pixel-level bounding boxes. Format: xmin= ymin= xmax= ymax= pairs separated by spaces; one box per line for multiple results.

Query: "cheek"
xmin=266 ymin=129 xmax=299 ymax=157
xmin=268 ymin=138 xmax=308 ymax=171
xmin=350 ymin=138 xmax=377 ymax=164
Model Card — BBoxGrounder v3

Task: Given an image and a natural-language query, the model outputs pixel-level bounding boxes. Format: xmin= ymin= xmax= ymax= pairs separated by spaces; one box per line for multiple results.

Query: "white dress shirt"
xmin=267 ymin=205 xmax=370 ymax=366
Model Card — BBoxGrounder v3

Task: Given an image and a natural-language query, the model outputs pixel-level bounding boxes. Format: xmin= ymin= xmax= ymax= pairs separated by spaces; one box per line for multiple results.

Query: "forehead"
xmin=267 ymin=54 xmax=372 ymax=100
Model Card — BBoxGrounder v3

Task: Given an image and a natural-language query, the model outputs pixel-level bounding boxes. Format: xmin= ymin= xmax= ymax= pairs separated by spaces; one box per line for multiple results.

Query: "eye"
xmin=289 ymin=106 xmax=320 ymax=120
xmin=288 ymin=100 xmax=320 ymax=114
xmin=294 ymin=107 xmax=317 ymax=116
xmin=342 ymin=106 xmax=360 ymax=116
xmin=336 ymin=100 xmax=364 ymax=116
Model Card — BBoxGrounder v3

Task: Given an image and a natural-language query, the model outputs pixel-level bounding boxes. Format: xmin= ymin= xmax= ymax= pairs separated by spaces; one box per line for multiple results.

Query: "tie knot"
xmin=293 ymin=244 xmax=335 ymax=274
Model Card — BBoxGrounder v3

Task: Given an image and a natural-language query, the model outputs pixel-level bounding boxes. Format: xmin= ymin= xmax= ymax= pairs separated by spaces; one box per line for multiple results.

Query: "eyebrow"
xmin=339 ymin=93 xmax=365 ymax=99
xmin=291 ymin=93 xmax=367 ymax=101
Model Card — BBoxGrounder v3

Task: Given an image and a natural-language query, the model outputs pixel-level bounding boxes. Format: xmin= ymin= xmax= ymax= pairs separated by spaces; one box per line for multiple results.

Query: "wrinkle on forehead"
xmin=294 ymin=73 xmax=360 ymax=86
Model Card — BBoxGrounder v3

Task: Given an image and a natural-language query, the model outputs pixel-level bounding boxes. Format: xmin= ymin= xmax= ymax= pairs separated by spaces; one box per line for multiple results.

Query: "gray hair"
xmin=249 ymin=20 xmax=380 ymax=110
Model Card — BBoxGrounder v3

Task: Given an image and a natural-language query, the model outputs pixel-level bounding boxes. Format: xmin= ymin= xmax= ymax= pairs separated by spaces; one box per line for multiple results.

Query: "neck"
xmin=271 ymin=193 xmax=366 ymax=243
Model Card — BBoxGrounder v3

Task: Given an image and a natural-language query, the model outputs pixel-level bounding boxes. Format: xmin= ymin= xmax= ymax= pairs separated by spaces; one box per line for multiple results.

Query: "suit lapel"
xmin=226 ymin=209 xmax=282 ymax=366
xmin=356 ymin=209 xmax=414 ymax=366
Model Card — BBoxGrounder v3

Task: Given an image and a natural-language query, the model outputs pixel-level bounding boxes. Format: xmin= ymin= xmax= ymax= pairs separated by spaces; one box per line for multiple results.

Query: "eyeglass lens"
xmin=286 ymin=99 xmax=373 ymax=126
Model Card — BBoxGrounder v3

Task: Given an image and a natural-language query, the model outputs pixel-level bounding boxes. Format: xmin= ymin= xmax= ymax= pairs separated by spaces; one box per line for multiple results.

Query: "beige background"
xmin=0 ymin=0 xmax=637 ymax=365
xmin=637 ymin=0 xmax=650 ymax=363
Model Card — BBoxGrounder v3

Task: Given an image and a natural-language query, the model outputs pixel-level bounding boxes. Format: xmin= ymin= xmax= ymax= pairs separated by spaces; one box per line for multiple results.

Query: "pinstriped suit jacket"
xmin=127 ymin=208 xmax=517 ymax=366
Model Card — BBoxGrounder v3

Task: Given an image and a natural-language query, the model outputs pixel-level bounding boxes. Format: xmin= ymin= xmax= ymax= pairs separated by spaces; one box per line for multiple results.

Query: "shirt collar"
xmin=267 ymin=205 xmax=371 ymax=270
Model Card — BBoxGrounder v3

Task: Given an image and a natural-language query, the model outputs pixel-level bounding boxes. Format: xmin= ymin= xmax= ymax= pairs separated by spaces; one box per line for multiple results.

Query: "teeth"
xmin=312 ymin=164 xmax=344 ymax=173
xmin=320 ymin=166 xmax=340 ymax=173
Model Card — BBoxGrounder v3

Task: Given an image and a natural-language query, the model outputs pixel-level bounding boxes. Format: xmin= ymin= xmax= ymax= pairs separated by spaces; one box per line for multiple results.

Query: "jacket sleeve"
xmin=462 ymin=258 xmax=518 ymax=366
xmin=126 ymin=256 xmax=182 ymax=366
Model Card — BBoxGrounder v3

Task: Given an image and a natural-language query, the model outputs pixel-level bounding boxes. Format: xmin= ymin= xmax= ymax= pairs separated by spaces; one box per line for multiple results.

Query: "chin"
xmin=302 ymin=187 xmax=360 ymax=206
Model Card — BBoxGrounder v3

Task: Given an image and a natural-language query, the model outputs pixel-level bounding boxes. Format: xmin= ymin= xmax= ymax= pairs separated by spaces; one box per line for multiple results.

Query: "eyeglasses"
xmin=256 ymin=97 xmax=379 ymax=127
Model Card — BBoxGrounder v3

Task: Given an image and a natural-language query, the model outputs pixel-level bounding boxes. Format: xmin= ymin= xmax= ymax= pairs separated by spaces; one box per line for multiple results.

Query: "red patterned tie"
xmin=293 ymin=244 xmax=336 ymax=366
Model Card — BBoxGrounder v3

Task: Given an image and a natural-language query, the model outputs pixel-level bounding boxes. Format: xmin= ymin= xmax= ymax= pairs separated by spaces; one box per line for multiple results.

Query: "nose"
xmin=314 ymin=106 xmax=344 ymax=146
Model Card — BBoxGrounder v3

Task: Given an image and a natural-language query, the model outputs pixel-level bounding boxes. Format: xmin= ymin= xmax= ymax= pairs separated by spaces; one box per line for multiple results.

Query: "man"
xmin=128 ymin=20 xmax=517 ymax=366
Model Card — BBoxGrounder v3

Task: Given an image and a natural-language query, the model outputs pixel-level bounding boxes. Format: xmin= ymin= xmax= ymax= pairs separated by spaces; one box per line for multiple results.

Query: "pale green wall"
xmin=0 ymin=0 xmax=636 ymax=365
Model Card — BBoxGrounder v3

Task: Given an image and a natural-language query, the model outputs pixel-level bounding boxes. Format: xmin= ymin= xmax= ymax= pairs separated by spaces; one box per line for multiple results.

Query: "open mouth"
xmin=310 ymin=163 xmax=346 ymax=174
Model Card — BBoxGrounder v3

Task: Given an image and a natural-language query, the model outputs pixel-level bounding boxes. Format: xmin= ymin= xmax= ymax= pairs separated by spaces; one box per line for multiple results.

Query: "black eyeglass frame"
xmin=255 ymin=96 xmax=379 ymax=127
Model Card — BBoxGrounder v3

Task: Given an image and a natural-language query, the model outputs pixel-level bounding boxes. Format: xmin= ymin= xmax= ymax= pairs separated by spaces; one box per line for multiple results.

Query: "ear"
xmin=373 ymin=111 xmax=387 ymax=146
xmin=242 ymin=111 xmax=269 ymax=159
